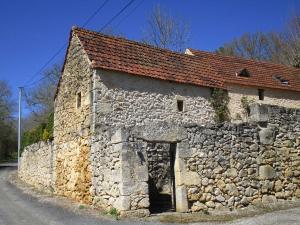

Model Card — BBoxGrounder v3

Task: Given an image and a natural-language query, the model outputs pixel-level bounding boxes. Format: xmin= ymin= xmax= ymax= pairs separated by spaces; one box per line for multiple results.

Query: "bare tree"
xmin=25 ymin=63 xmax=61 ymax=123
xmin=283 ymin=14 xmax=300 ymax=67
xmin=216 ymin=13 xmax=300 ymax=68
xmin=142 ymin=5 xmax=190 ymax=52
xmin=216 ymin=32 xmax=274 ymax=61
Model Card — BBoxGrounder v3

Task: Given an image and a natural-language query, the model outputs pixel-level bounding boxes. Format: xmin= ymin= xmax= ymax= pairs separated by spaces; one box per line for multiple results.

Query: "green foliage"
xmin=106 ymin=207 xmax=120 ymax=220
xmin=42 ymin=129 xmax=50 ymax=141
xmin=78 ymin=205 xmax=85 ymax=209
xmin=0 ymin=120 xmax=17 ymax=161
xmin=241 ymin=96 xmax=254 ymax=115
xmin=209 ymin=88 xmax=230 ymax=123
xmin=22 ymin=113 xmax=54 ymax=150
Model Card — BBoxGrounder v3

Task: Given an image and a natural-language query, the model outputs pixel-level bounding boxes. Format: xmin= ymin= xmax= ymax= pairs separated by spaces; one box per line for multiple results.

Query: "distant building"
xmin=185 ymin=48 xmax=300 ymax=120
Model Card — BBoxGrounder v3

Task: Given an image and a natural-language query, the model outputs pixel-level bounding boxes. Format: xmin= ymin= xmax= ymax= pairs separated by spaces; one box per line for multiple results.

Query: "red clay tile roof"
xmin=73 ymin=27 xmax=224 ymax=89
xmin=187 ymin=49 xmax=300 ymax=92
xmin=55 ymin=27 xmax=300 ymax=100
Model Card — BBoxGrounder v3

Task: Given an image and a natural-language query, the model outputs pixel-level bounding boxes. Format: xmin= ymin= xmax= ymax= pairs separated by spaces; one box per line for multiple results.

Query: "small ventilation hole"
xmin=177 ymin=100 xmax=183 ymax=112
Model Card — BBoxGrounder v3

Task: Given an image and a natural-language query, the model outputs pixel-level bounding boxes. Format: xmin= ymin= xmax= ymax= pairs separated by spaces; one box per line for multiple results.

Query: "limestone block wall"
xmin=93 ymin=69 xmax=215 ymax=127
xmin=54 ymin=33 xmax=93 ymax=203
xmin=184 ymin=123 xmax=260 ymax=211
xmin=19 ymin=141 xmax=54 ymax=192
xmin=147 ymin=143 xmax=173 ymax=196
xmin=227 ymin=84 xmax=300 ymax=121
xmin=90 ymin=127 xmax=123 ymax=211
xmin=90 ymin=69 xmax=215 ymax=213
xmin=183 ymin=104 xmax=300 ymax=212
xmin=101 ymin=104 xmax=300 ymax=215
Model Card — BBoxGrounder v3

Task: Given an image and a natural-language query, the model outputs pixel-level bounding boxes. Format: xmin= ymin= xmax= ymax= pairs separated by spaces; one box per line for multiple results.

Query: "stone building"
xmin=19 ymin=27 xmax=300 ymax=216
xmin=186 ymin=49 xmax=300 ymax=120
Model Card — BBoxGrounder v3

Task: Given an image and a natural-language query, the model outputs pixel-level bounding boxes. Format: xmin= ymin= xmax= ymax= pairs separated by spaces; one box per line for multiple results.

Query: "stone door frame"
xmin=132 ymin=121 xmax=189 ymax=213
xmin=110 ymin=122 xmax=189 ymax=215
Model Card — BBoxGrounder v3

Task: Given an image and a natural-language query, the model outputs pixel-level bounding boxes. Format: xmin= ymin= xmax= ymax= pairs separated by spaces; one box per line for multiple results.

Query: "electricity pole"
xmin=18 ymin=87 xmax=23 ymax=170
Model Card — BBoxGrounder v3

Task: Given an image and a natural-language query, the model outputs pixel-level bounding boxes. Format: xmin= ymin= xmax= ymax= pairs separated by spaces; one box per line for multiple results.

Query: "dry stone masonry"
xmin=183 ymin=104 xmax=300 ymax=211
xmin=92 ymin=103 xmax=300 ymax=215
xmin=19 ymin=103 xmax=300 ymax=216
xmin=19 ymin=141 xmax=54 ymax=192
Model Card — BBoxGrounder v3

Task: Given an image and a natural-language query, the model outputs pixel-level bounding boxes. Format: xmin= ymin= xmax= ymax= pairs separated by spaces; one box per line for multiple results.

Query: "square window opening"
xmin=258 ymin=89 xmax=264 ymax=101
xmin=177 ymin=100 xmax=183 ymax=112
xmin=77 ymin=92 xmax=82 ymax=108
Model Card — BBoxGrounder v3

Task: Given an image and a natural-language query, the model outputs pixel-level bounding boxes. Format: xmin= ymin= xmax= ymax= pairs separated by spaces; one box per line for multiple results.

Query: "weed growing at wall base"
xmin=106 ymin=207 xmax=120 ymax=220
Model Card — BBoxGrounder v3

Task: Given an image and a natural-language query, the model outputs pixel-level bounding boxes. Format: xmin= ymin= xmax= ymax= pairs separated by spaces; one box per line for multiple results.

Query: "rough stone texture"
xmin=227 ymin=84 xmax=300 ymax=121
xmin=93 ymin=69 xmax=215 ymax=128
xmin=19 ymin=141 xmax=54 ymax=192
xmin=147 ymin=143 xmax=172 ymax=195
xmin=183 ymin=104 xmax=300 ymax=211
xmin=18 ymin=31 xmax=300 ymax=217
xmin=89 ymin=103 xmax=299 ymax=214
xmin=53 ymin=34 xmax=93 ymax=204
xmin=90 ymin=69 xmax=215 ymax=215
xmin=93 ymin=103 xmax=299 ymax=214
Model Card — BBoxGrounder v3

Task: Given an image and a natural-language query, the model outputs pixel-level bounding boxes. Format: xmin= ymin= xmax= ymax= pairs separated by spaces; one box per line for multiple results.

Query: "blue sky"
xmin=1 ymin=0 xmax=300 ymax=106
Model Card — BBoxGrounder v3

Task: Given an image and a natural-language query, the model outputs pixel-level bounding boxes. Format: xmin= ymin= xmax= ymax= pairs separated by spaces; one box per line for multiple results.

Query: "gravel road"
xmin=1 ymin=164 xmax=300 ymax=225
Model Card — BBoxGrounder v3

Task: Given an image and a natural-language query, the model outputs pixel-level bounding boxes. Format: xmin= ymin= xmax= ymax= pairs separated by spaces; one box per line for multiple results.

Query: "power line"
xmin=23 ymin=0 xmax=136 ymax=88
xmin=23 ymin=44 xmax=67 ymax=87
xmin=99 ymin=0 xmax=136 ymax=32
xmin=115 ymin=0 xmax=145 ymax=28
xmin=23 ymin=0 xmax=110 ymax=87
xmin=82 ymin=0 xmax=109 ymax=28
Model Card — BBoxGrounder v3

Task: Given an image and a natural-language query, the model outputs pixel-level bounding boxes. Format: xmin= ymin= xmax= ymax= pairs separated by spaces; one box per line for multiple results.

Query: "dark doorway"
xmin=147 ymin=142 xmax=177 ymax=213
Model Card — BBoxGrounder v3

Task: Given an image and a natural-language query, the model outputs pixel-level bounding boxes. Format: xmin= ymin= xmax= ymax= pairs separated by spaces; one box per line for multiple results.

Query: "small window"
xmin=236 ymin=68 xmax=250 ymax=77
xmin=273 ymin=75 xmax=289 ymax=85
xmin=177 ymin=100 xmax=183 ymax=112
xmin=258 ymin=89 xmax=264 ymax=100
xmin=77 ymin=92 xmax=82 ymax=108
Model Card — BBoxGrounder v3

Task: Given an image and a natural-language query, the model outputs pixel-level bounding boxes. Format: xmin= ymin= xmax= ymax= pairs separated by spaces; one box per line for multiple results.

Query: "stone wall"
xmin=93 ymin=69 xmax=215 ymax=127
xmin=147 ymin=143 xmax=173 ymax=197
xmin=89 ymin=68 xmax=300 ymax=214
xmin=100 ymin=104 xmax=300 ymax=215
xmin=53 ymin=33 xmax=93 ymax=203
xmin=227 ymin=84 xmax=300 ymax=121
xmin=90 ymin=69 xmax=215 ymax=214
xmin=19 ymin=141 xmax=54 ymax=192
xmin=183 ymin=104 xmax=300 ymax=211
xmin=90 ymin=127 xmax=123 ymax=211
